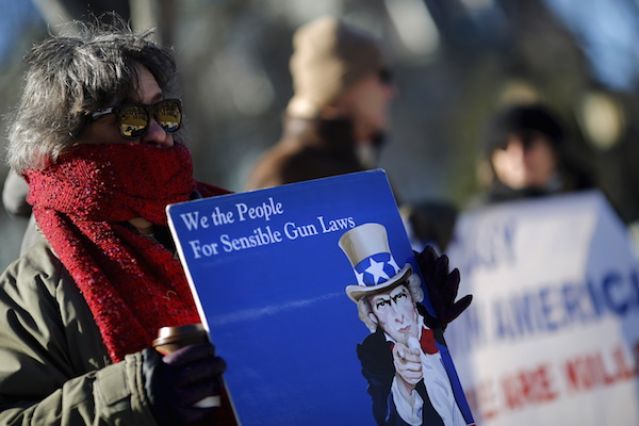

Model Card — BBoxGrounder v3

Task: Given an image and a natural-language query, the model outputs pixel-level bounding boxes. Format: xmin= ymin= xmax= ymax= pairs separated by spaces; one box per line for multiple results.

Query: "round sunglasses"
xmin=89 ymin=98 xmax=183 ymax=139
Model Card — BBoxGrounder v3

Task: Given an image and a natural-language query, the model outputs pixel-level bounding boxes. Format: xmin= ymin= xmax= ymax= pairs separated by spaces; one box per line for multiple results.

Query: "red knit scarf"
xmin=25 ymin=143 xmax=228 ymax=362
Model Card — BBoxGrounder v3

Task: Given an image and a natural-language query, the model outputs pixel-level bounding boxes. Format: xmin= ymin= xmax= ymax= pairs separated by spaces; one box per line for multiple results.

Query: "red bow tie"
xmin=420 ymin=327 xmax=439 ymax=354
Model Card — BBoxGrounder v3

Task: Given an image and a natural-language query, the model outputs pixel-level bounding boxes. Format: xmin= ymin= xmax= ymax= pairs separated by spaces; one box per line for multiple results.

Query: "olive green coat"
xmin=0 ymin=234 xmax=158 ymax=425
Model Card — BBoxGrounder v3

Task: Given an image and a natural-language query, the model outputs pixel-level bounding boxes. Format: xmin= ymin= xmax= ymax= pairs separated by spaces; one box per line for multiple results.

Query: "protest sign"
xmin=446 ymin=191 xmax=639 ymax=425
xmin=167 ymin=170 xmax=474 ymax=426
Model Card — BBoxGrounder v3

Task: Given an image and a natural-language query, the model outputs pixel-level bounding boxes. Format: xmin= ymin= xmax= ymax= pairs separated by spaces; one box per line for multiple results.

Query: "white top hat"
xmin=339 ymin=223 xmax=412 ymax=303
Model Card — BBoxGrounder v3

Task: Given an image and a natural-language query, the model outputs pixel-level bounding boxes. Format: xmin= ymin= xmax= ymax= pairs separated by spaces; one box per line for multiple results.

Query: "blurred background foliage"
xmin=1 ymin=0 xmax=639 ymax=269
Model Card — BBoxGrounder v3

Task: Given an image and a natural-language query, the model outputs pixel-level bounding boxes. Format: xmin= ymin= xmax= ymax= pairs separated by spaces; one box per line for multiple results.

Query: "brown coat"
xmin=245 ymin=117 xmax=458 ymax=249
xmin=246 ymin=117 xmax=366 ymax=190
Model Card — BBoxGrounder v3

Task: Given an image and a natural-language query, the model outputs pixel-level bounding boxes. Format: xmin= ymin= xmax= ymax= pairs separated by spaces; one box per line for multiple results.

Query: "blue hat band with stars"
xmin=354 ymin=252 xmax=401 ymax=286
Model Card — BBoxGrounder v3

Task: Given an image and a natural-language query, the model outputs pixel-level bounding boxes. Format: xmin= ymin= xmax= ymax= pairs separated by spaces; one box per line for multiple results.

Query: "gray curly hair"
xmin=7 ymin=22 xmax=177 ymax=172
xmin=357 ymin=272 xmax=424 ymax=332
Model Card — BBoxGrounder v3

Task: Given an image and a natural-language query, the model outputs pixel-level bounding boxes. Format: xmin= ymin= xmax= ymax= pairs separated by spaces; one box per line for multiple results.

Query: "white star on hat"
xmin=365 ymin=258 xmax=389 ymax=284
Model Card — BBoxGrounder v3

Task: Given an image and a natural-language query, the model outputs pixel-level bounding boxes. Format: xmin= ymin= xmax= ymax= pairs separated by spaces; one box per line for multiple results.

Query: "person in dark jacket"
xmin=246 ymin=16 xmax=395 ymax=190
xmin=477 ymin=103 xmax=594 ymax=205
xmin=0 ymin=23 xmax=234 ymax=425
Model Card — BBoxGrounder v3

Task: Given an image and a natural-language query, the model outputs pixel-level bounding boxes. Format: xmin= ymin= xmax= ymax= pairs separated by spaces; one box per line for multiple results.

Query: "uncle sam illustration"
xmin=339 ymin=223 xmax=466 ymax=426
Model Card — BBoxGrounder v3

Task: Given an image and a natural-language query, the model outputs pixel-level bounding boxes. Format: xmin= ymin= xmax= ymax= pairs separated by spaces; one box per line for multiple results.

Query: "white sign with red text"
xmin=446 ymin=191 xmax=639 ymax=426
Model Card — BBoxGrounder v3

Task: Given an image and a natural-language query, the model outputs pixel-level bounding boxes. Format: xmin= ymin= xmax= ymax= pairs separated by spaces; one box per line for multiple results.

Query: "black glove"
xmin=416 ymin=246 xmax=473 ymax=330
xmin=143 ymin=343 xmax=227 ymax=426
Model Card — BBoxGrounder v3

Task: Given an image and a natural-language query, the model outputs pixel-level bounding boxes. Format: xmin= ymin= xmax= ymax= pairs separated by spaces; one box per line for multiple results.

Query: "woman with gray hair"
xmin=0 ymin=23 xmax=234 ymax=425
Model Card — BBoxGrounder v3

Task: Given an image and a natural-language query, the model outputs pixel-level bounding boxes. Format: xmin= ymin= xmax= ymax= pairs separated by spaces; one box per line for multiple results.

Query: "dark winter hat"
xmin=287 ymin=17 xmax=385 ymax=118
xmin=487 ymin=103 xmax=565 ymax=152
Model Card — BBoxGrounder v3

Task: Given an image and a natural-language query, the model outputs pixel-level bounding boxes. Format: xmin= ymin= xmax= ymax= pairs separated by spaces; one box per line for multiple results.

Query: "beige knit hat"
xmin=287 ymin=17 xmax=385 ymax=118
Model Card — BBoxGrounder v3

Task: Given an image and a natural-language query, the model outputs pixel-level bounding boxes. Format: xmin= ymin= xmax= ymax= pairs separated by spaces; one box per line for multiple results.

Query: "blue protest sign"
xmin=167 ymin=170 xmax=474 ymax=426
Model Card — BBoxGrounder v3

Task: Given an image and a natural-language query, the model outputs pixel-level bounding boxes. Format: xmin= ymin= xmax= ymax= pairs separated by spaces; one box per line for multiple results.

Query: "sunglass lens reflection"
xmin=118 ymin=105 xmax=148 ymax=138
xmin=156 ymin=100 xmax=181 ymax=133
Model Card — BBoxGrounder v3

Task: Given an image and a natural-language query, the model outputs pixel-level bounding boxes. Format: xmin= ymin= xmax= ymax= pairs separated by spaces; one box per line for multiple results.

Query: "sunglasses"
xmin=90 ymin=98 xmax=183 ymax=139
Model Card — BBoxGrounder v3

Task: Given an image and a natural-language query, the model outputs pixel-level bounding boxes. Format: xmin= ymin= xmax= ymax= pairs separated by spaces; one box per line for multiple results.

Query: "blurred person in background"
xmin=2 ymin=169 xmax=38 ymax=254
xmin=247 ymin=16 xmax=456 ymax=251
xmin=0 ymin=22 xmax=233 ymax=425
xmin=2 ymin=168 xmax=34 ymax=251
xmin=2 ymin=169 xmax=30 ymax=218
xmin=474 ymin=103 xmax=594 ymax=206
xmin=246 ymin=16 xmax=393 ymax=189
